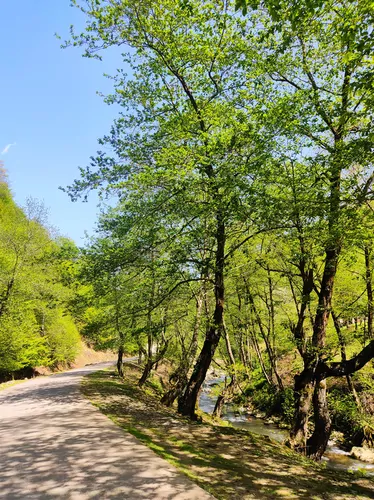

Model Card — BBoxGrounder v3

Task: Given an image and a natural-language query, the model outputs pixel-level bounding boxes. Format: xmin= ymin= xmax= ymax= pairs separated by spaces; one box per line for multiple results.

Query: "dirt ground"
xmin=81 ymin=364 xmax=374 ymax=500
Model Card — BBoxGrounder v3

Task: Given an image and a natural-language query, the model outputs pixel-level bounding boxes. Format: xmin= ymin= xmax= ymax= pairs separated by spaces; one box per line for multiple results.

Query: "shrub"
xmin=329 ymin=389 xmax=374 ymax=447
xmin=244 ymin=376 xmax=295 ymax=424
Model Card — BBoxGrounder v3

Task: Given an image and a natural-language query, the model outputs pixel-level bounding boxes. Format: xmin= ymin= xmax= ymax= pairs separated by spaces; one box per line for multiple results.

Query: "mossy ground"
xmin=81 ymin=364 xmax=374 ymax=500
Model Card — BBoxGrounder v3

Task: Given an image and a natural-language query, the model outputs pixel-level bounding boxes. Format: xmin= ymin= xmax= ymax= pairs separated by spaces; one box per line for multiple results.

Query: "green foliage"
xmin=244 ymin=374 xmax=295 ymax=424
xmin=329 ymin=390 xmax=360 ymax=436
xmin=329 ymin=389 xmax=374 ymax=446
xmin=0 ymin=177 xmax=82 ymax=379
xmin=0 ymin=310 xmax=47 ymax=374
xmin=62 ymin=0 xmax=374 ymax=451
xmin=44 ymin=312 xmax=81 ymax=367
xmin=279 ymin=389 xmax=296 ymax=425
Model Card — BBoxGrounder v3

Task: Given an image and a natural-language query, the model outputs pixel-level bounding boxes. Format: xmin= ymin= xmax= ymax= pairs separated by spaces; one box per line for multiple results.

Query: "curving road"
xmin=0 ymin=363 xmax=213 ymax=499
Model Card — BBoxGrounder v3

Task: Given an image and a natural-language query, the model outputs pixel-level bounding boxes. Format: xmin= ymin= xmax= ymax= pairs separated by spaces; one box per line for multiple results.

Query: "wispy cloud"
xmin=1 ymin=142 xmax=16 ymax=155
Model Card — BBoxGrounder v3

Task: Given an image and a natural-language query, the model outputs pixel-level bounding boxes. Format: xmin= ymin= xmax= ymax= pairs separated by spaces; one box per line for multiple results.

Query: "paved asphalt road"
xmin=0 ymin=362 xmax=214 ymax=499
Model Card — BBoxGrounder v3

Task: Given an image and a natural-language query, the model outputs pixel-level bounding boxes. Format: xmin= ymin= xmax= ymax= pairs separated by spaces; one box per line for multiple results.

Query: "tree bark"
xmin=161 ymin=374 xmax=188 ymax=406
xmin=287 ymin=369 xmax=315 ymax=452
xmin=117 ymin=345 xmax=124 ymax=378
xmin=305 ymin=242 xmax=340 ymax=458
xmin=138 ymin=339 xmax=169 ymax=387
xmin=250 ymin=317 xmax=273 ymax=387
xmin=307 ymin=379 xmax=332 ymax=460
xmin=138 ymin=359 xmax=153 ymax=387
xmin=289 ymin=143 xmax=342 ymax=459
xmin=365 ymin=245 xmax=373 ymax=339
xmin=138 ymin=262 xmax=156 ymax=386
xmin=213 ymin=375 xmax=235 ymax=418
xmin=289 ymin=246 xmax=340 ymax=457
xmin=319 ymin=338 xmax=374 ymax=378
xmin=178 ymin=213 xmax=225 ymax=419
xmin=114 ymin=277 xmax=125 ymax=378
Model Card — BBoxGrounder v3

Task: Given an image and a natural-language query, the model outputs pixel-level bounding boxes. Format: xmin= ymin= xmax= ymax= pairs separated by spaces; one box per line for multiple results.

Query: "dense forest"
xmin=0 ymin=168 xmax=81 ymax=380
xmin=2 ymin=0 xmax=374 ymax=467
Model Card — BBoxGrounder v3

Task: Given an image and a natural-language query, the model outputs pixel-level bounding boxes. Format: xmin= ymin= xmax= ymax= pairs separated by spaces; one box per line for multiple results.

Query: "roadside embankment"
xmin=81 ymin=363 xmax=374 ymax=500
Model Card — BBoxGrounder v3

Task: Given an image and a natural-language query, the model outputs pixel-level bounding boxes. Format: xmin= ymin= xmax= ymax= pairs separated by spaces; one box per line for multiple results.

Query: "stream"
xmin=199 ymin=378 xmax=374 ymax=475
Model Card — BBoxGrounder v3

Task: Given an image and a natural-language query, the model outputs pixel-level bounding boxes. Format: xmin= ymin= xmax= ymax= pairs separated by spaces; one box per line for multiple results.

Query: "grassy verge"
xmin=0 ymin=379 xmax=27 ymax=392
xmin=81 ymin=364 xmax=374 ymax=500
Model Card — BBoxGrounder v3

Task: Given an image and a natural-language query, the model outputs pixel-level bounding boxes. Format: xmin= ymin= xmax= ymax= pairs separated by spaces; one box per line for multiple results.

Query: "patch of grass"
xmin=145 ymin=372 xmax=164 ymax=396
xmin=81 ymin=366 xmax=374 ymax=500
xmin=0 ymin=379 xmax=26 ymax=392
xmin=196 ymin=407 xmax=232 ymax=427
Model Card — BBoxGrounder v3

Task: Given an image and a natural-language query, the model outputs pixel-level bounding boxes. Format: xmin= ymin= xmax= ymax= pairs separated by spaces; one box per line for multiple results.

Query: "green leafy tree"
xmin=0 ymin=176 xmax=81 ymax=378
xmin=64 ymin=0 xmax=276 ymax=417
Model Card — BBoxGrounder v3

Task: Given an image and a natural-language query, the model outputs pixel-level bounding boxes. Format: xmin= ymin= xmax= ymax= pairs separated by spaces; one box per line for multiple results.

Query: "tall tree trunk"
xmin=117 ymin=345 xmax=124 ymax=378
xmin=114 ymin=277 xmax=125 ymax=378
xmin=287 ymin=266 xmax=315 ymax=451
xmin=365 ymin=245 xmax=373 ymax=340
xmin=307 ymin=379 xmax=332 ymax=460
xmin=290 ymin=247 xmax=340 ymax=457
xmin=138 ymin=265 xmax=156 ymax=386
xmin=286 ymin=370 xmax=315 ymax=453
xmin=246 ymin=331 xmax=252 ymax=371
xmin=292 ymin=156 xmax=341 ymax=457
xmin=138 ymin=359 xmax=153 ymax=387
xmin=289 ymin=128 xmax=343 ymax=458
xmin=250 ymin=321 xmax=273 ymax=387
xmin=234 ymin=288 xmax=251 ymax=377
xmin=178 ymin=213 xmax=225 ymax=419
xmin=305 ymin=153 xmax=341 ymax=457
xmin=267 ymin=266 xmax=278 ymax=372
xmin=138 ymin=338 xmax=169 ymax=388
xmin=213 ymin=375 xmax=235 ymax=418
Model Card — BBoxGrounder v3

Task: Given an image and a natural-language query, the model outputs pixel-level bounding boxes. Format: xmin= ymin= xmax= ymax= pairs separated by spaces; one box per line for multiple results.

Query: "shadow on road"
xmin=0 ymin=364 xmax=209 ymax=500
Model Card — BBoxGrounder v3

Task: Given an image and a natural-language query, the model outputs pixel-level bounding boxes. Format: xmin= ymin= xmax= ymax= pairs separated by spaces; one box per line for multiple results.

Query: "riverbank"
xmin=81 ymin=364 xmax=374 ymax=500
xmin=200 ymin=378 xmax=374 ymax=474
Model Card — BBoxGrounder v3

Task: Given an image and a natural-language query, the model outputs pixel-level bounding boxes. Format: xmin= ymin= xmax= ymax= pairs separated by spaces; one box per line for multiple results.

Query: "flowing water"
xmin=199 ymin=378 xmax=374 ymax=475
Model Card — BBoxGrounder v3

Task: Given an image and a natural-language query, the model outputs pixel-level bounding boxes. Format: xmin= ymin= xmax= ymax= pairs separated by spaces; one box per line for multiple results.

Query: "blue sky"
xmin=0 ymin=1 xmax=124 ymax=244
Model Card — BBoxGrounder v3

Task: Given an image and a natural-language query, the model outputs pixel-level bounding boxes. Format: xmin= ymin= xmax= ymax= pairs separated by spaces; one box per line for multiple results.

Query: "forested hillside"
xmin=0 ymin=169 xmax=81 ymax=380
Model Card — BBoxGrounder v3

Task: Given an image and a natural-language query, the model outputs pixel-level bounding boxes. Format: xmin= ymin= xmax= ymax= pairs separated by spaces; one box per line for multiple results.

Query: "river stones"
xmin=350 ymin=446 xmax=374 ymax=463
